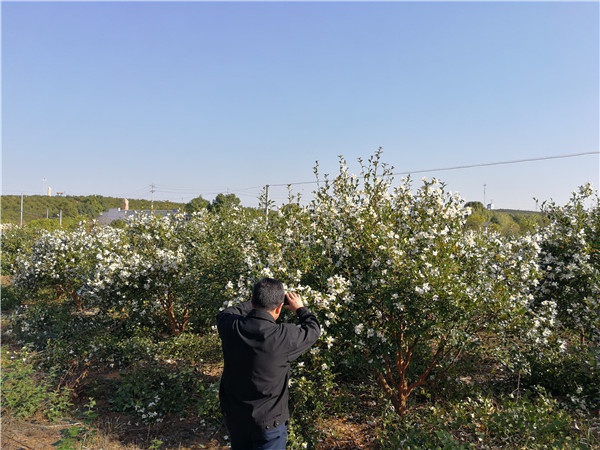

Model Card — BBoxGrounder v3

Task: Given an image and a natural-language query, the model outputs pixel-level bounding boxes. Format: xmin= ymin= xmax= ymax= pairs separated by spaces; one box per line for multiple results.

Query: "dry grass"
xmin=315 ymin=416 xmax=378 ymax=450
xmin=1 ymin=414 xmax=231 ymax=450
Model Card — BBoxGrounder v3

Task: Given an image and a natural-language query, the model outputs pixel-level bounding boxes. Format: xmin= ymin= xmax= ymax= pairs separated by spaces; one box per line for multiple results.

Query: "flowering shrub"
xmin=377 ymin=388 xmax=585 ymax=449
xmin=220 ymin=151 xmax=548 ymax=416
xmin=82 ymin=209 xmax=257 ymax=335
xmin=288 ymin=152 xmax=545 ymax=414
xmin=83 ymin=213 xmax=190 ymax=334
xmin=13 ymin=224 xmax=109 ymax=310
xmin=536 ymin=184 xmax=599 ymax=343
xmin=1 ymin=225 xmax=44 ymax=277
xmin=526 ymin=184 xmax=600 ymax=411
xmin=1 ymin=346 xmax=72 ymax=421
xmin=112 ymin=362 xmax=201 ymax=424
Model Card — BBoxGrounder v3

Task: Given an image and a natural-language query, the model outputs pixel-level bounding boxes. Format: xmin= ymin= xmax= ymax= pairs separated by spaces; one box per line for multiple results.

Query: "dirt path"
xmin=2 ymin=420 xmax=67 ymax=450
xmin=1 ymin=417 xmax=230 ymax=450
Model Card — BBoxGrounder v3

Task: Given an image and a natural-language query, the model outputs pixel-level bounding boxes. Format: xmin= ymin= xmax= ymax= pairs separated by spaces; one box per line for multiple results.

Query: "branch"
xmin=407 ymin=339 xmax=446 ymax=394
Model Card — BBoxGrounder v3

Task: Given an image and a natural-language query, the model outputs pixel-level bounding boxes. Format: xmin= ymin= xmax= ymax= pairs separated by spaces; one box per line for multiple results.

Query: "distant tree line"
xmin=2 ymin=194 xmax=547 ymax=236
xmin=1 ymin=193 xmax=252 ymax=227
xmin=0 ymin=195 xmax=185 ymax=226
xmin=184 ymin=193 xmax=241 ymax=214
xmin=464 ymin=201 xmax=549 ymax=235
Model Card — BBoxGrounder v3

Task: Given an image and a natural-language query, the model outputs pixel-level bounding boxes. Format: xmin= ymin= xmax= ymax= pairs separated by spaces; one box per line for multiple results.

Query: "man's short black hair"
xmin=251 ymin=278 xmax=285 ymax=311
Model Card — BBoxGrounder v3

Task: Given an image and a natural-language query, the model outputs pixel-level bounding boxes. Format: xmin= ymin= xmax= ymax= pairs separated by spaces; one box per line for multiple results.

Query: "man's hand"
xmin=284 ymin=292 xmax=304 ymax=312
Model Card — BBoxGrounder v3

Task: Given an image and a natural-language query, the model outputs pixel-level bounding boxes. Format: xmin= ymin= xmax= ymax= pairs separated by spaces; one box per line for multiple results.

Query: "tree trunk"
xmin=56 ymin=284 xmax=83 ymax=310
xmin=158 ymin=291 xmax=189 ymax=335
xmin=377 ymin=335 xmax=448 ymax=416
xmin=377 ymin=370 xmax=410 ymax=415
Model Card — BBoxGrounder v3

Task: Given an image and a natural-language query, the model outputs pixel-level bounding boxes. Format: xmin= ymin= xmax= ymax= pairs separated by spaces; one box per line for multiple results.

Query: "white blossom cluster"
xmin=534 ymin=183 xmax=599 ymax=344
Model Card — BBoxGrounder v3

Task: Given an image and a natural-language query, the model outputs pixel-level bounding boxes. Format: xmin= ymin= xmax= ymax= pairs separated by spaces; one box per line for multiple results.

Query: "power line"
xmin=5 ymin=151 xmax=597 ymax=202
xmin=265 ymin=151 xmax=599 ymax=188
xmin=392 ymin=151 xmax=599 ymax=177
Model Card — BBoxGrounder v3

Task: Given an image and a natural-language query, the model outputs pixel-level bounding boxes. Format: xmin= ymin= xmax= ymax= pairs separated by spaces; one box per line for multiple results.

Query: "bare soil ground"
xmin=1 ymin=415 xmax=376 ymax=450
xmin=1 ymin=414 xmax=231 ymax=450
xmin=2 ymin=418 xmax=67 ymax=450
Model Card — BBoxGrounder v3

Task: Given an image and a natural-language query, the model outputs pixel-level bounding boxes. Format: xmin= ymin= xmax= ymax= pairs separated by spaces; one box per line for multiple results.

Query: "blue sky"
xmin=2 ymin=1 xmax=598 ymax=210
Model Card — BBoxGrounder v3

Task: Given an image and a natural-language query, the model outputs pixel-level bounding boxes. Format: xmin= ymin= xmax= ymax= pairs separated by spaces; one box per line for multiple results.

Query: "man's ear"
xmin=275 ymin=302 xmax=284 ymax=315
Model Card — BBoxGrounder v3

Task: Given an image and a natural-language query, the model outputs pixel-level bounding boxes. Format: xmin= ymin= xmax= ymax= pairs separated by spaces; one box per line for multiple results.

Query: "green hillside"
xmin=1 ymin=195 xmax=185 ymax=225
xmin=464 ymin=202 xmax=548 ymax=234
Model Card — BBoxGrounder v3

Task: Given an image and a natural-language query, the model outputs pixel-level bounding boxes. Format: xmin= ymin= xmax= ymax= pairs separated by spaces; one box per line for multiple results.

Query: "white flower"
xmin=325 ymin=336 xmax=335 ymax=348
xmin=415 ymin=283 xmax=430 ymax=295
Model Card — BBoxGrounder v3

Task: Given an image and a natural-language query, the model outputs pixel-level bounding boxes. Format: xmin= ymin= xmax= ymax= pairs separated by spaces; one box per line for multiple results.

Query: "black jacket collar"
xmin=247 ymin=308 xmax=276 ymax=323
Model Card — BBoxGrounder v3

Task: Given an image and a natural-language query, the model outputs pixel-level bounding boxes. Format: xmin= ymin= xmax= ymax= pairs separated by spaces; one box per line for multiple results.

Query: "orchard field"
xmin=1 ymin=153 xmax=599 ymax=449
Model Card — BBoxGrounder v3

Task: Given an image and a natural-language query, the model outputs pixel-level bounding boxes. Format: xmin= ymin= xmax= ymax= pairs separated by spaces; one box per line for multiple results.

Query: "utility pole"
xmin=59 ymin=210 xmax=63 ymax=227
xmin=150 ymin=183 xmax=156 ymax=211
xmin=483 ymin=184 xmax=487 ymax=208
xmin=20 ymin=194 xmax=24 ymax=227
xmin=264 ymin=184 xmax=269 ymax=225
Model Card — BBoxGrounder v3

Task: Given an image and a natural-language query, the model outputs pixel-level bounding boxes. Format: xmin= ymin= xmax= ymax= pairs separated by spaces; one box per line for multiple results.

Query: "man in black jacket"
xmin=217 ymin=278 xmax=321 ymax=449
